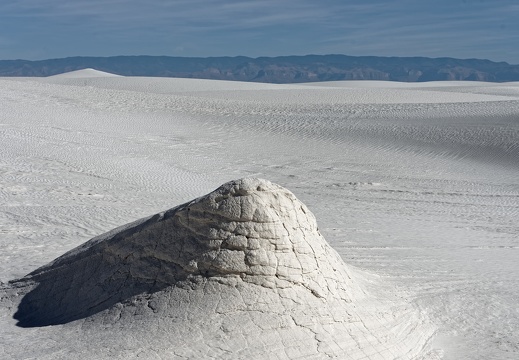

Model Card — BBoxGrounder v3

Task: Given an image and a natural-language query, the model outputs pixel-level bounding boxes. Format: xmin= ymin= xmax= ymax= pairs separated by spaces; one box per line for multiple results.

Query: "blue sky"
xmin=1 ymin=0 xmax=518 ymax=64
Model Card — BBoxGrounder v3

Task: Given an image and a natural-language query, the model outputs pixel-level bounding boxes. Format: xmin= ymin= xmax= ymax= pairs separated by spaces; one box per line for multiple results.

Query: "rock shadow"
xmin=13 ymin=213 xmax=186 ymax=328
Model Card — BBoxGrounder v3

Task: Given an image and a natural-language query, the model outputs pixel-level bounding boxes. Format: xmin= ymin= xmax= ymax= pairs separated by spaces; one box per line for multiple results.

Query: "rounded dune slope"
xmin=7 ymin=179 xmax=436 ymax=359
xmin=48 ymin=68 xmax=122 ymax=78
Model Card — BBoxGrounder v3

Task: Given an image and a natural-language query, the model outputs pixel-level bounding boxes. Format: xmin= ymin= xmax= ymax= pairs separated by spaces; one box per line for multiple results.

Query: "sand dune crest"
xmin=49 ymin=68 xmax=121 ymax=78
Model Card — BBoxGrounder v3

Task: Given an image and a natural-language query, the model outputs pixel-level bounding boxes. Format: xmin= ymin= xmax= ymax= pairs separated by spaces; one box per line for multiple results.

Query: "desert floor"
xmin=1 ymin=71 xmax=518 ymax=359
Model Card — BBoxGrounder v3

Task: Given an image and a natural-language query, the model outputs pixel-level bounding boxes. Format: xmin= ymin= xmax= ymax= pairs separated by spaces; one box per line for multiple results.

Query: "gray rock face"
xmin=5 ymin=179 xmax=436 ymax=359
xmin=14 ymin=178 xmax=356 ymax=325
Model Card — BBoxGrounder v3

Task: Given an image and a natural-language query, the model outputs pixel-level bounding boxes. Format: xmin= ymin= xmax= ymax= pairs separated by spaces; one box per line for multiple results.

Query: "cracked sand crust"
xmin=5 ymin=178 xmax=436 ymax=359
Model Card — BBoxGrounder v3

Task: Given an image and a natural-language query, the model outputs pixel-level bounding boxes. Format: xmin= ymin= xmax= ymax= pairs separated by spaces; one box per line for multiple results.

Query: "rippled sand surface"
xmin=1 ymin=70 xmax=518 ymax=359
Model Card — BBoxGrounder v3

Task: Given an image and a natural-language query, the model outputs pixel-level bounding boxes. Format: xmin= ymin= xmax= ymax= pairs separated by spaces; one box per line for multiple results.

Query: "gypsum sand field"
xmin=0 ymin=69 xmax=518 ymax=359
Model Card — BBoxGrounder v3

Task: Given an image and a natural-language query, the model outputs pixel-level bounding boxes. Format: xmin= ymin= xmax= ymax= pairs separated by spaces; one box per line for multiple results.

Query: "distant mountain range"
xmin=2 ymin=54 xmax=519 ymax=83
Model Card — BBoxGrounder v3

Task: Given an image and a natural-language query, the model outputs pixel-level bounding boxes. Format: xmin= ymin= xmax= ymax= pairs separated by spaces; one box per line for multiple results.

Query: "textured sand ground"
xmin=1 ymin=70 xmax=518 ymax=359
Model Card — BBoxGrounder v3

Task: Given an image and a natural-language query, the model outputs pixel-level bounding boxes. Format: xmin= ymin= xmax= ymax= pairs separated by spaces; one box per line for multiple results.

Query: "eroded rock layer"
xmin=6 ymin=179 xmax=436 ymax=359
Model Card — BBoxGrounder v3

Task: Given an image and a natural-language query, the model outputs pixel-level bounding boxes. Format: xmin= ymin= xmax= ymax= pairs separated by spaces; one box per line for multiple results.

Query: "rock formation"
xmin=4 ymin=178 xmax=435 ymax=359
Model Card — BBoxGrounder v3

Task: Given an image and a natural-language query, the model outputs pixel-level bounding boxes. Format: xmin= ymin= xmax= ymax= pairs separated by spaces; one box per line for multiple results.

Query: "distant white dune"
xmin=301 ymin=80 xmax=498 ymax=88
xmin=49 ymin=68 xmax=122 ymax=78
xmin=0 ymin=74 xmax=518 ymax=359
xmin=39 ymin=73 xmax=519 ymax=105
xmin=45 ymin=72 xmax=294 ymax=92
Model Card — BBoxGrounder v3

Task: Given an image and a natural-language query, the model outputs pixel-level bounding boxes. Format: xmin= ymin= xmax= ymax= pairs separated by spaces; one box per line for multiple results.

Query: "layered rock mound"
xmin=7 ymin=179 xmax=435 ymax=359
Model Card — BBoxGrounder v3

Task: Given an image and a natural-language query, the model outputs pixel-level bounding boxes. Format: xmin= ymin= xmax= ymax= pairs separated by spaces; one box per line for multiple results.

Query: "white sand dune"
xmin=40 ymin=73 xmax=519 ymax=104
xmin=48 ymin=68 xmax=122 ymax=78
xmin=0 ymin=71 xmax=518 ymax=359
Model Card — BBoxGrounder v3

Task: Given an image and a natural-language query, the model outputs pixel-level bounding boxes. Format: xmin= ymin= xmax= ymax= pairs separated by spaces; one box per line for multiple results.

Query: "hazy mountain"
xmin=1 ymin=54 xmax=519 ymax=83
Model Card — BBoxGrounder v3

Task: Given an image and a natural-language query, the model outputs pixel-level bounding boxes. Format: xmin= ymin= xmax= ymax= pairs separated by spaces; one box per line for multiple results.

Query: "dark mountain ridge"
xmin=1 ymin=54 xmax=519 ymax=83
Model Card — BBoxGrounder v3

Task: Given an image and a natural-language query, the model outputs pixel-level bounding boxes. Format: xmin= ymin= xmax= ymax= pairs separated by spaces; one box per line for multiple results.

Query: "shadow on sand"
xmin=13 ymin=263 xmax=172 ymax=328
xmin=13 ymin=214 xmax=185 ymax=328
